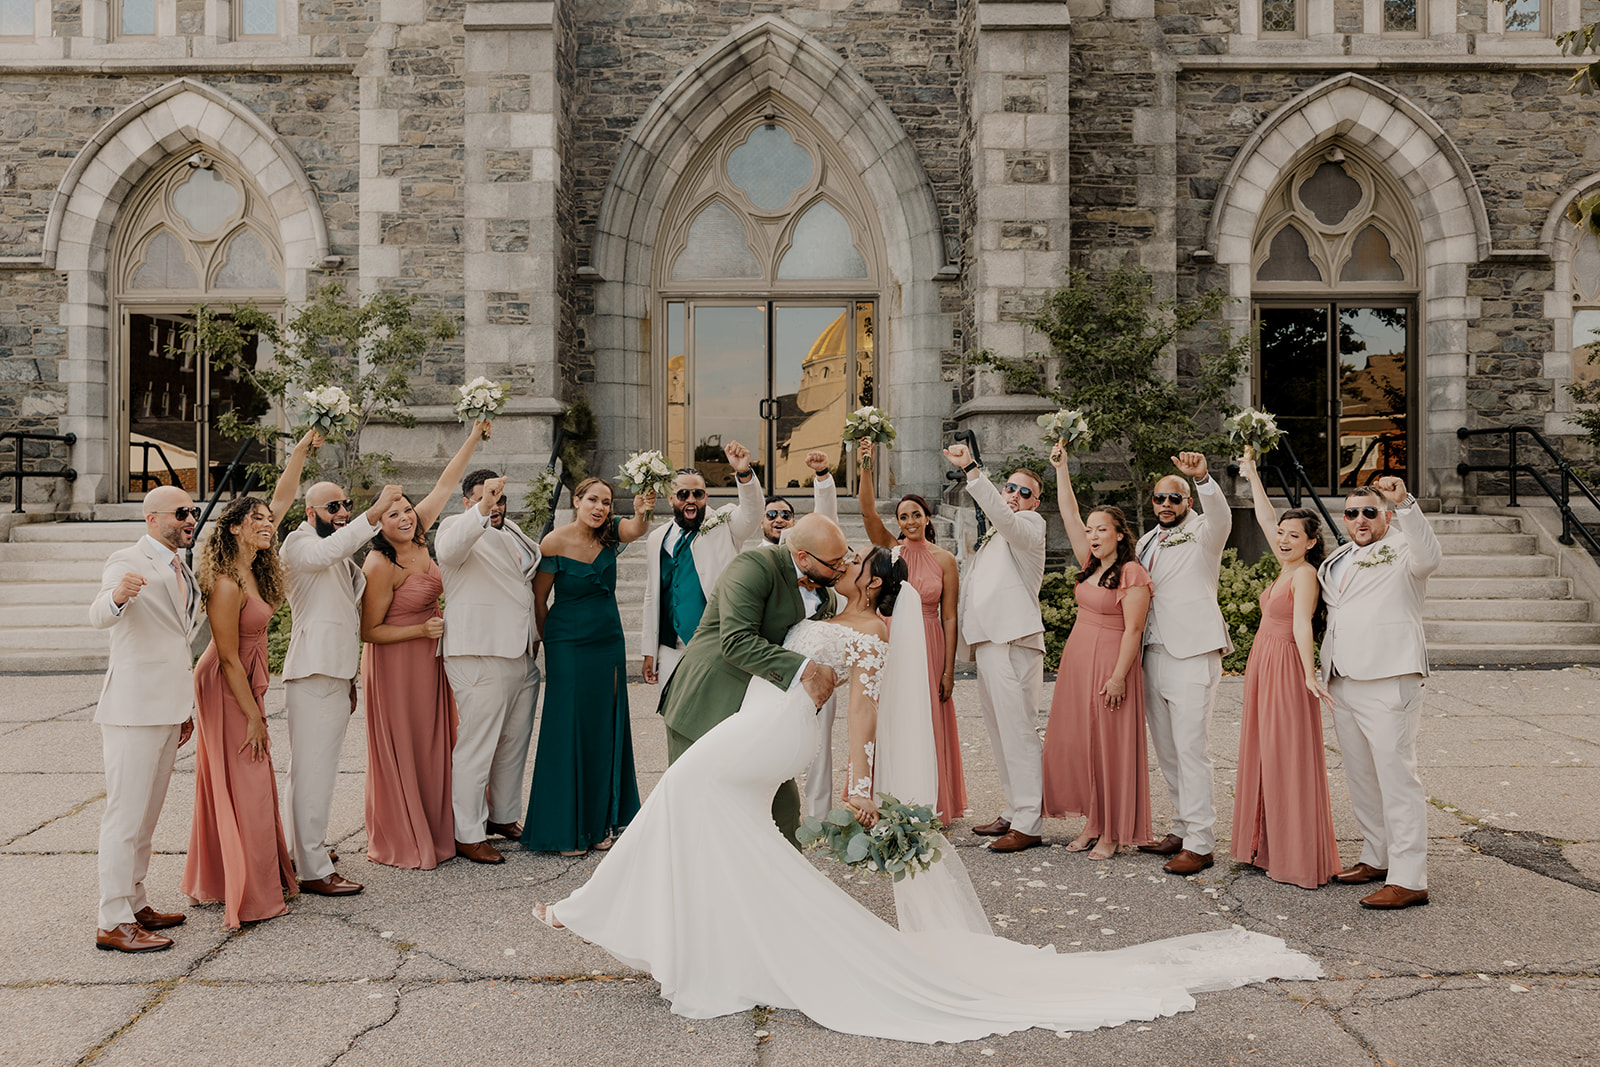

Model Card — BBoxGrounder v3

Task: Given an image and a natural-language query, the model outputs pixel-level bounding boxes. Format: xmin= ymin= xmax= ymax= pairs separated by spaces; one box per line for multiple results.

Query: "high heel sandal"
xmin=1089 ymin=840 xmax=1118 ymax=861
xmin=532 ymin=903 xmax=564 ymax=930
xmin=1065 ymin=836 xmax=1098 ymax=853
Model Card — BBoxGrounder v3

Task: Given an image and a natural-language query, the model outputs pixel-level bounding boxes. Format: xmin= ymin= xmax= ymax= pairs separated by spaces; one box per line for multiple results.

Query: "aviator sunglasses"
xmin=316 ymin=500 xmax=352 ymax=513
xmin=1151 ymin=493 xmax=1187 ymax=505
xmin=765 ymin=508 xmax=794 ymax=521
xmin=674 ymin=488 xmax=708 ymax=502
xmin=1003 ymin=482 xmax=1035 ymax=500
xmin=1344 ymin=506 xmax=1382 ymax=520
xmin=154 ymin=507 xmax=202 ymax=521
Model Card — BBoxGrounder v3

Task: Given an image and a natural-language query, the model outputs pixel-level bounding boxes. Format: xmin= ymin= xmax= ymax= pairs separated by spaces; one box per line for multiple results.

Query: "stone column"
xmin=954 ymin=0 xmax=1071 ymax=461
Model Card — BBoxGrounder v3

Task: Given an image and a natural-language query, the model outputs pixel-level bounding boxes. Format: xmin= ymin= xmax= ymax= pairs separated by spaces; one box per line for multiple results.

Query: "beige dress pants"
xmin=283 ymin=673 xmax=355 ymax=883
xmin=1142 ymin=645 xmax=1223 ymax=855
xmin=98 ymin=723 xmax=181 ymax=930
xmin=973 ymin=640 xmax=1045 ymax=836
xmin=446 ymin=655 xmax=540 ymax=843
xmin=1329 ymin=673 xmax=1429 ymax=890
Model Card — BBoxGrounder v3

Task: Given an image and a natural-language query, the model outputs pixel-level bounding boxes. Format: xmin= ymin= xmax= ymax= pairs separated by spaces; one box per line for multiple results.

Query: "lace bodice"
xmin=785 ymin=620 xmax=888 ymax=702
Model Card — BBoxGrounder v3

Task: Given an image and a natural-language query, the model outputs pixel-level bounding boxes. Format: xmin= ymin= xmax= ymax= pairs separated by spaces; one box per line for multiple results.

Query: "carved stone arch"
xmin=588 ymin=15 xmax=952 ymax=493
xmin=1541 ymin=175 xmax=1600 ymax=434
xmin=1206 ymin=73 xmax=1489 ymax=502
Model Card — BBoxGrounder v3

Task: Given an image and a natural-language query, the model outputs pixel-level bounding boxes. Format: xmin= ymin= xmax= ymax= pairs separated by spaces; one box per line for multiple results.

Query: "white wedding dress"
xmin=546 ymin=585 xmax=1321 ymax=1043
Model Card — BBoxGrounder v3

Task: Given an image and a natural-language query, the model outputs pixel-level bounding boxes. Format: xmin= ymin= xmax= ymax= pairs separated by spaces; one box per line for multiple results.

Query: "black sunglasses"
xmin=1151 ymin=493 xmax=1186 ymax=505
xmin=155 ymin=507 xmax=201 ymax=521
xmin=1002 ymin=482 xmax=1035 ymax=500
xmin=674 ymin=488 xmax=708 ymax=502
xmin=317 ymin=500 xmax=352 ymax=514
xmin=765 ymin=509 xmax=793 ymax=521
xmin=1344 ymin=506 xmax=1382 ymax=520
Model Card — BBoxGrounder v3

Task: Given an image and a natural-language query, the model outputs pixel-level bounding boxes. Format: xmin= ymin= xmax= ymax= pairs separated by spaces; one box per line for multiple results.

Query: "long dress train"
xmin=182 ymin=593 xmax=296 ymax=929
xmin=898 ymin=539 xmax=966 ymax=826
xmin=1232 ymin=580 xmax=1341 ymax=888
xmin=546 ymin=594 xmax=1320 ymax=1043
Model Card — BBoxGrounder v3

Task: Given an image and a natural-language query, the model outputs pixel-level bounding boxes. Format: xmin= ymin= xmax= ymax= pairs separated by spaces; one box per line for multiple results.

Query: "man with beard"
xmin=280 ymin=478 xmax=405 ymax=896
xmin=1133 ymin=453 xmax=1232 ymax=876
xmin=754 ymin=451 xmax=838 ymax=547
xmin=640 ymin=441 xmax=763 ymax=690
xmin=436 ymin=469 xmax=543 ymax=864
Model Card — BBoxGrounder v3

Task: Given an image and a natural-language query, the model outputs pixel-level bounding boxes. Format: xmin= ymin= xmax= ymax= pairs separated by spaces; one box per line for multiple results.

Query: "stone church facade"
xmin=1 ymin=0 xmax=1598 ymax=514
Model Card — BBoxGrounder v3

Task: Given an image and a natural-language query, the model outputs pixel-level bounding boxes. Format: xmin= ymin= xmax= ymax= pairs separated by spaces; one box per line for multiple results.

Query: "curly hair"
xmin=367 ymin=493 xmax=429 ymax=566
xmin=863 ymin=544 xmax=909 ymax=616
xmin=571 ymin=476 xmax=619 ymax=548
xmin=198 ymin=496 xmax=285 ymax=607
xmin=1079 ymin=506 xmax=1139 ymax=590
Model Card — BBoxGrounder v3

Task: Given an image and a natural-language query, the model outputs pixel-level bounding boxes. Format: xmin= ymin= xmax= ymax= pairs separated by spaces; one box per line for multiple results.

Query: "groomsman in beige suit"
xmin=1318 ymin=477 xmax=1440 ymax=910
xmin=756 ymin=451 xmax=838 ymax=547
xmin=640 ymin=441 xmax=763 ymax=690
xmin=946 ymin=443 xmax=1047 ymax=853
xmin=1134 ymin=452 xmax=1233 ymax=876
xmin=438 ymin=470 xmax=543 ymax=864
xmin=87 ymin=485 xmax=201 ymax=952
xmin=280 ymin=479 xmax=405 ymax=896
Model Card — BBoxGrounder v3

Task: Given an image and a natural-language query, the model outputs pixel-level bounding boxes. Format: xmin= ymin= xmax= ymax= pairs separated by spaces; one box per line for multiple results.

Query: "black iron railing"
xmin=1 ymin=430 xmax=77 ymax=513
xmin=1456 ymin=425 xmax=1600 ymax=555
xmin=1228 ymin=434 xmax=1347 ymax=546
xmin=538 ymin=422 xmax=567 ymax=540
xmin=129 ymin=440 xmax=182 ymax=493
xmin=1340 ymin=431 xmax=1407 ymax=490
xmin=186 ymin=436 xmax=283 ymax=569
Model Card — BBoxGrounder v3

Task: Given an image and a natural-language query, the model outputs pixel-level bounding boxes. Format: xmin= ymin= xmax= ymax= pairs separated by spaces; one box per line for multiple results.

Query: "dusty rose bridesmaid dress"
xmin=1232 ymin=580 xmax=1341 ymax=889
xmin=182 ymin=593 xmax=296 ymax=929
xmin=897 ymin=539 xmax=967 ymax=826
xmin=362 ymin=565 xmax=458 ymax=870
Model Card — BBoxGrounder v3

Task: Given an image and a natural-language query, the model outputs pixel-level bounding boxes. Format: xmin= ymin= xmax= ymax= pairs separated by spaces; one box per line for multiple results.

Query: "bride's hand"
xmin=847 ymin=796 xmax=880 ymax=829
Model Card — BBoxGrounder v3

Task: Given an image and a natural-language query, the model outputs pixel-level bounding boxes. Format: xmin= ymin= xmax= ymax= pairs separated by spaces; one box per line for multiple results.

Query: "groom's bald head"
xmin=786 ymin=513 xmax=846 ymax=561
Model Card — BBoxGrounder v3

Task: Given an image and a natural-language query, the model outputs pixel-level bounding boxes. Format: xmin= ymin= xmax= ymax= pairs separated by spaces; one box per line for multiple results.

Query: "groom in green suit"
xmin=659 ymin=514 xmax=851 ymax=844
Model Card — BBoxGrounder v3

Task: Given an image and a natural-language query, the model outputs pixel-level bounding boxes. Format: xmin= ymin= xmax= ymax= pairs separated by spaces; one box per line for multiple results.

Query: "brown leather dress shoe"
xmin=299 ymin=874 xmax=364 ymax=896
xmin=486 ymin=821 xmax=523 ymax=840
xmin=132 ymin=906 xmax=186 ymax=930
xmin=1137 ymin=833 xmax=1184 ymax=856
xmin=971 ymin=816 xmax=1012 ymax=837
xmin=1360 ymin=884 xmax=1429 ymax=909
xmin=987 ymin=829 xmax=1043 ymax=853
xmin=1163 ymin=849 xmax=1215 ymax=875
xmin=96 ymin=923 xmax=173 ymax=952
xmin=1334 ymin=862 xmax=1389 ymax=885
xmin=456 ymin=840 xmax=505 ymax=864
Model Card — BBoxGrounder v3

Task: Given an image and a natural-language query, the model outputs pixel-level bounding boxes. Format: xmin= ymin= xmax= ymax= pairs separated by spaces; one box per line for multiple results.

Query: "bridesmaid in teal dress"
xmin=523 ymin=477 xmax=656 ymax=855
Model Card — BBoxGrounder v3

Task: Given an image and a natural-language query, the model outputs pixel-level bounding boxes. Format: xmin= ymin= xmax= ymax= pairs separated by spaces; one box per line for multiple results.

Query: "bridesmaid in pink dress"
xmin=183 ymin=432 xmax=322 ymax=928
xmin=1040 ymin=444 xmax=1153 ymax=860
xmin=359 ymin=420 xmax=491 ymax=869
xmin=857 ymin=441 xmax=966 ymax=826
xmin=1233 ymin=451 xmax=1340 ymax=888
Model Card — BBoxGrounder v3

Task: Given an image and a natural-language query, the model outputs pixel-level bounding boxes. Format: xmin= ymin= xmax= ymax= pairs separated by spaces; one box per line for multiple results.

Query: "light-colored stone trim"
xmin=1541 ymin=173 xmax=1600 ymax=436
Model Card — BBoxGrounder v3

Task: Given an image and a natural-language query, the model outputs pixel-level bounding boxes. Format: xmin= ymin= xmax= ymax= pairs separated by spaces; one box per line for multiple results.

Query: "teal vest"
xmin=659 ymin=529 xmax=708 ymax=647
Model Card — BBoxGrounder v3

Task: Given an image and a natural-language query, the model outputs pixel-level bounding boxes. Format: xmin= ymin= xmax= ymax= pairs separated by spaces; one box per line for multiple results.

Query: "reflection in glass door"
xmin=1256 ymin=302 xmax=1411 ymax=494
xmin=665 ymin=300 xmax=876 ymax=493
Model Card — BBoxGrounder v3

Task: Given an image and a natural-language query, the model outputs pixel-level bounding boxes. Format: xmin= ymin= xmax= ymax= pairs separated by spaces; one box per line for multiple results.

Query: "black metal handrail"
xmin=944 ymin=428 xmax=987 ymax=545
xmin=1456 ymin=425 xmax=1600 ymax=555
xmin=1229 ymin=434 xmax=1347 ymax=547
xmin=130 ymin=440 xmax=182 ymax=493
xmin=185 ymin=436 xmax=286 ymax=568
xmin=1340 ymin=431 xmax=1407 ymax=490
xmin=1 ymin=430 xmax=77 ymax=513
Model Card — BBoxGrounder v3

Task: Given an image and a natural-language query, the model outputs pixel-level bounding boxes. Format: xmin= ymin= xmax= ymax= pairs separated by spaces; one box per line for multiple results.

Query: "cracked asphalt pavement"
xmin=2 ymin=666 xmax=1597 ymax=1066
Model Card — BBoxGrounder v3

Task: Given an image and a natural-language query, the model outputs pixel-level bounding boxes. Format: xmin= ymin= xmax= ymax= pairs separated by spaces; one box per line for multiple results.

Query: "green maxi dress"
xmin=521 ymin=525 xmax=640 ymax=852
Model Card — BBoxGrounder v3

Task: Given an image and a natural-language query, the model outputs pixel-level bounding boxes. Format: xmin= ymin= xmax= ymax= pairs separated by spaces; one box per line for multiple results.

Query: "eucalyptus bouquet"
xmin=300 ymin=384 xmax=358 ymax=440
xmin=618 ymin=449 xmax=674 ymax=500
xmin=456 ymin=376 xmax=507 ymax=438
xmin=520 ymin=468 xmax=561 ymax=537
xmin=797 ymin=793 xmax=945 ymax=883
xmin=1225 ymin=407 xmax=1284 ymax=457
xmin=843 ymin=406 xmax=897 ymax=471
xmin=1037 ymin=408 xmax=1092 ymax=453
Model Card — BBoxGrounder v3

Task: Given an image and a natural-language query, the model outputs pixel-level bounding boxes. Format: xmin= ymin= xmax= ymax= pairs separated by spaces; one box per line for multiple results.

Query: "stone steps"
xmin=1422 ymin=597 xmax=1590 ymax=622
xmin=1433 ymin=554 xmax=1554 ymax=578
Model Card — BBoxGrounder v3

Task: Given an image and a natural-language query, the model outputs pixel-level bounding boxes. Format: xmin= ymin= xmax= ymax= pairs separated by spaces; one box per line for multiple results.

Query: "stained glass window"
xmin=1383 ymin=0 xmax=1419 ymax=34
xmin=1261 ymin=0 xmax=1296 ymax=34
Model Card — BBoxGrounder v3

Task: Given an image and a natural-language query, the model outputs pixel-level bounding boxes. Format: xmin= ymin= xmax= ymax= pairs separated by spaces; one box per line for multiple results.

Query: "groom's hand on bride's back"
xmin=800 ymin=661 xmax=837 ymax=707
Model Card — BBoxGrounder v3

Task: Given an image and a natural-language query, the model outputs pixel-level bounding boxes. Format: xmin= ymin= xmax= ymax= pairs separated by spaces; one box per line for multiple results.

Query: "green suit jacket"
xmin=659 ymin=543 xmax=835 ymax=745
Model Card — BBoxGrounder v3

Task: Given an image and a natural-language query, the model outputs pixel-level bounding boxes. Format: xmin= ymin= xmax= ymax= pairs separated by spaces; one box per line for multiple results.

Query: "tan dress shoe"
xmin=1163 ymin=850 xmax=1215 ymax=875
xmin=1360 ymin=884 xmax=1429 ymax=909
xmin=299 ymin=874 xmax=364 ymax=896
xmin=456 ymin=840 xmax=506 ymax=864
xmin=971 ymin=816 xmax=1012 ymax=837
xmin=987 ymin=829 xmax=1043 ymax=853
xmin=96 ymin=923 xmax=173 ymax=953
xmin=1137 ymin=833 xmax=1184 ymax=856
xmin=486 ymin=821 xmax=523 ymax=840
xmin=1334 ymin=862 xmax=1389 ymax=885
xmin=133 ymin=906 xmax=186 ymax=930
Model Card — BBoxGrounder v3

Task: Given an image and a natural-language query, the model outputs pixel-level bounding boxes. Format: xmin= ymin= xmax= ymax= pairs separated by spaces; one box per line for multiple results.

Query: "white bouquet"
xmin=1225 ymin=407 xmax=1283 ymax=457
xmin=1037 ymin=408 xmax=1092 ymax=453
xmin=300 ymin=384 xmax=358 ymax=440
xmin=842 ymin=406 xmax=897 ymax=471
xmin=520 ymin=468 xmax=561 ymax=537
xmin=456 ymin=376 xmax=507 ymax=437
xmin=617 ymin=449 xmax=674 ymax=500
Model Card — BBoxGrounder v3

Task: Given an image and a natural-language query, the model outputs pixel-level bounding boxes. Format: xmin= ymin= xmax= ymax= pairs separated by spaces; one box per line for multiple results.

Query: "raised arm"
xmin=617 ymin=490 xmax=656 ymax=543
xmin=1239 ymin=450 xmax=1282 ymax=547
xmin=856 ymin=440 xmax=896 ymax=549
xmin=413 ymin=420 xmax=489 ymax=531
xmin=724 ymin=440 xmax=764 ymax=546
xmin=1376 ymin=475 xmax=1441 ymax=579
xmin=808 ymin=450 xmax=838 ymax=526
xmin=281 ymin=484 xmax=401 ymax=572
xmin=268 ymin=429 xmax=324 ymax=527
xmin=1173 ymin=451 xmax=1232 ymax=551
xmin=1049 ymin=442 xmax=1091 ymax=568
xmin=435 ymin=478 xmax=503 ymax=566
xmin=206 ymin=577 xmax=271 ymax=761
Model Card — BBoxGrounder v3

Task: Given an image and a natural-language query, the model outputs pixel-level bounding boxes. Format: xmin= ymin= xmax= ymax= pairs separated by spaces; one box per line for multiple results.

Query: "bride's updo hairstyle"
xmin=864 ymin=545 xmax=908 ymax=616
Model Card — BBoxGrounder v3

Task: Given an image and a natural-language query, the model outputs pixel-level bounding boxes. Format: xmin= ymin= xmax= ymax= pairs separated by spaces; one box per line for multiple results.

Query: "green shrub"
xmin=268 ymin=601 xmax=292 ymax=675
xmin=1041 ymin=568 xmax=1080 ymax=666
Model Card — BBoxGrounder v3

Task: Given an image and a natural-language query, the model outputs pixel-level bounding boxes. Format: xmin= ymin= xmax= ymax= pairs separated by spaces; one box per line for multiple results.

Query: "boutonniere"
xmin=1356 ymin=544 xmax=1398 ymax=569
xmin=975 ymin=528 xmax=997 ymax=552
xmin=1159 ymin=528 xmax=1196 ymax=549
xmin=699 ymin=507 xmax=730 ymax=533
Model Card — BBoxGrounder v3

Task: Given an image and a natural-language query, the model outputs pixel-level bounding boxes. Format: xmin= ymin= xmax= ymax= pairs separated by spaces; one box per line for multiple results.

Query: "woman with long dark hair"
xmin=522 ymin=476 xmax=655 ymax=855
xmin=856 ymin=440 xmax=965 ymax=826
xmin=1233 ymin=449 xmax=1341 ymax=888
xmin=358 ymin=420 xmax=489 ymax=869
xmin=1040 ymin=443 xmax=1153 ymax=860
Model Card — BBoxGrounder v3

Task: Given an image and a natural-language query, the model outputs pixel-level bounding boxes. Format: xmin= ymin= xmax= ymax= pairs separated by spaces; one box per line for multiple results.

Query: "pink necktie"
xmin=171 ymin=557 xmax=193 ymax=615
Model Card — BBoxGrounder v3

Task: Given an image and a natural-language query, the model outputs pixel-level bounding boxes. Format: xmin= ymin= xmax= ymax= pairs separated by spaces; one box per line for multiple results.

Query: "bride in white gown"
xmin=535 ymin=546 xmax=1320 ymax=1043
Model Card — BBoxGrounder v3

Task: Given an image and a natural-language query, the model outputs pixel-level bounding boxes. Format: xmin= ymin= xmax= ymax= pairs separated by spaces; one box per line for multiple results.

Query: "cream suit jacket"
xmin=1134 ymin=476 xmax=1234 ymax=659
xmin=1317 ymin=507 xmax=1441 ymax=680
xmin=640 ymin=473 xmax=765 ymax=666
xmin=957 ymin=474 xmax=1046 ymax=658
xmin=436 ymin=502 xmax=542 ymax=659
xmin=281 ymin=516 xmax=375 ymax=682
xmin=748 ymin=474 xmax=839 ymax=549
xmin=88 ymin=537 xmax=201 ymax=726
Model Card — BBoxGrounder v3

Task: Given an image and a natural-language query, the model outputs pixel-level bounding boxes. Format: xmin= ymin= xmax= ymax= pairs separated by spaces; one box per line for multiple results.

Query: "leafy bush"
xmin=268 ymin=601 xmax=292 ymax=675
xmin=1041 ymin=568 xmax=1080 ymax=666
